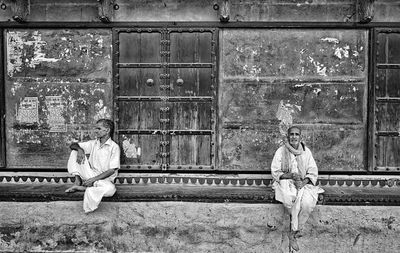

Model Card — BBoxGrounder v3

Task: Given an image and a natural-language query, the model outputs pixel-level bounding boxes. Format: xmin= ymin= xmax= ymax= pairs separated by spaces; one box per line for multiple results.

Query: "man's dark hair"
xmin=96 ymin=119 xmax=114 ymax=138
xmin=287 ymin=126 xmax=301 ymax=135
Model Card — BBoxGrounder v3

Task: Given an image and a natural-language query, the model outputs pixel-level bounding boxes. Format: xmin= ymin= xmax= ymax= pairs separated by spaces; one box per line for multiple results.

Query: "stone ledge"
xmin=1 ymin=183 xmax=400 ymax=205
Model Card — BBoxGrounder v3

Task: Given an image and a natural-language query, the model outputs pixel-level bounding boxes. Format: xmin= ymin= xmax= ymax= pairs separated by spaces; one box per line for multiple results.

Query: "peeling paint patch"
xmin=276 ymin=100 xmax=293 ymax=136
xmin=7 ymin=31 xmax=60 ymax=77
xmin=334 ymin=45 xmax=350 ymax=59
xmin=308 ymin=56 xmax=327 ymax=76
xmin=94 ymin=99 xmax=111 ymax=121
xmin=321 ymin=37 xmax=339 ymax=44
xmin=122 ymin=140 xmax=141 ymax=158
xmin=10 ymin=81 xmax=22 ymax=96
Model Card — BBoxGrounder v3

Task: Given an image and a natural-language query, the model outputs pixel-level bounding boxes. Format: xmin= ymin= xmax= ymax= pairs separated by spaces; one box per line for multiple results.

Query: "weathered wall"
xmin=5 ymin=29 xmax=112 ymax=168
xmin=0 ymin=0 xmax=399 ymax=23
xmin=219 ymin=29 xmax=367 ymax=172
xmin=0 ymin=202 xmax=399 ymax=253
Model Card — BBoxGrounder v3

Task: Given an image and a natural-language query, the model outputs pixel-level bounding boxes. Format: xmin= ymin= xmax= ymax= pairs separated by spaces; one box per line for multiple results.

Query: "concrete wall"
xmin=0 ymin=202 xmax=399 ymax=253
xmin=0 ymin=0 xmax=399 ymax=23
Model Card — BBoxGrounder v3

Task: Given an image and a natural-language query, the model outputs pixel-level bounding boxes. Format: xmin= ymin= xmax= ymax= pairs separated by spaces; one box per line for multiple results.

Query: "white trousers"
xmin=67 ymin=151 xmax=116 ymax=213
xmin=273 ymin=180 xmax=324 ymax=231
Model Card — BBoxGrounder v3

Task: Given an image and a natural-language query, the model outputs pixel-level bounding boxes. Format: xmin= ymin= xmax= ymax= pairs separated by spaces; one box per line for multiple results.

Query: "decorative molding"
xmin=11 ymin=0 xmax=30 ymax=23
xmin=98 ymin=0 xmax=114 ymax=23
xmin=1 ymin=175 xmax=400 ymax=188
xmin=357 ymin=0 xmax=375 ymax=24
xmin=1 ymin=175 xmax=400 ymax=205
xmin=218 ymin=0 xmax=230 ymax=23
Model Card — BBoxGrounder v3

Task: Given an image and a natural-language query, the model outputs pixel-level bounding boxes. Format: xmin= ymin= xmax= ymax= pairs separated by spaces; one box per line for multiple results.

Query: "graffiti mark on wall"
xmin=45 ymin=95 xmax=66 ymax=132
xmin=16 ymin=97 xmax=39 ymax=124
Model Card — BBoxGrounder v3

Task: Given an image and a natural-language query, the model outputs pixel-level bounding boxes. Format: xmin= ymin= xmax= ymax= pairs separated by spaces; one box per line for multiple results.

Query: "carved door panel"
xmin=372 ymin=28 xmax=400 ymax=172
xmin=114 ymin=28 xmax=217 ymax=170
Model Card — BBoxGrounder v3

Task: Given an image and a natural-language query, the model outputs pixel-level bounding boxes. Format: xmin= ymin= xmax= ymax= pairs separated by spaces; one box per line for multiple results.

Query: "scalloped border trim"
xmin=1 ymin=176 xmax=400 ymax=188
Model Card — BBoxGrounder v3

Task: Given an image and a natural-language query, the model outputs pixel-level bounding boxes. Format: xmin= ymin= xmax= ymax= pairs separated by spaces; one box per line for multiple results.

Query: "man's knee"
xmin=67 ymin=152 xmax=77 ymax=173
xmin=301 ymin=198 xmax=317 ymax=212
xmin=98 ymin=180 xmax=116 ymax=196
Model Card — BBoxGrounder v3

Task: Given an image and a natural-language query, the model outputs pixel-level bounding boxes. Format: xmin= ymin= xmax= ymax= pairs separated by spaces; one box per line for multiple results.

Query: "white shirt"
xmin=79 ymin=138 xmax=120 ymax=180
xmin=271 ymin=145 xmax=318 ymax=185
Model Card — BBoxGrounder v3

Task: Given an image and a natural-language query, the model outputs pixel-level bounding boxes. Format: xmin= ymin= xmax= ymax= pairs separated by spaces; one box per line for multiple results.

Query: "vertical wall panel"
xmin=0 ymin=30 xmax=4 ymax=168
xmin=5 ymin=29 xmax=112 ymax=168
xmin=219 ymin=29 xmax=368 ymax=172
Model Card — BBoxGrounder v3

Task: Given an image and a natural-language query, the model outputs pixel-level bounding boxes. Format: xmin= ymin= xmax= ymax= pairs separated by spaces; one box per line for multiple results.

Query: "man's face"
xmin=288 ymin=128 xmax=301 ymax=149
xmin=95 ymin=123 xmax=109 ymax=139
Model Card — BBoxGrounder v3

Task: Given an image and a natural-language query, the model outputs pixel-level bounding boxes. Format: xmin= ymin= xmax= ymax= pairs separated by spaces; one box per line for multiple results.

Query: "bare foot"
xmin=288 ymin=231 xmax=299 ymax=251
xmin=65 ymin=185 xmax=86 ymax=193
xmin=74 ymin=175 xmax=82 ymax=186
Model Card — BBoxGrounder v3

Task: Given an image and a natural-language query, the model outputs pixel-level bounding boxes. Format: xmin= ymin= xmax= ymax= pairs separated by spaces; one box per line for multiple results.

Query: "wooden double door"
xmin=113 ymin=27 xmax=217 ymax=171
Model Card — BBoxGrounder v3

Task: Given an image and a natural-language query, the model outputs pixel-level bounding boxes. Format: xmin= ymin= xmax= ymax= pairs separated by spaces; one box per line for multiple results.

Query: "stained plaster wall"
xmin=0 ymin=202 xmax=399 ymax=253
xmin=0 ymin=1 xmax=398 ymax=171
xmin=219 ymin=29 xmax=367 ymax=172
xmin=5 ymin=29 xmax=112 ymax=168
xmin=0 ymin=0 xmax=398 ymax=23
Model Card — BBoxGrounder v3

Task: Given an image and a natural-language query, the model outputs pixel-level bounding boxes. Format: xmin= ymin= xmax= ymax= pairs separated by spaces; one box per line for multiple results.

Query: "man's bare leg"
xmin=65 ymin=176 xmax=86 ymax=193
xmin=289 ymin=215 xmax=300 ymax=251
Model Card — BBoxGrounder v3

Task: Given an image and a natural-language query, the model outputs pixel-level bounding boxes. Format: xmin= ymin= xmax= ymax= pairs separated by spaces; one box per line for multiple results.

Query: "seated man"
xmin=271 ymin=126 xmax=324 ymax=251
xmin=65 ymin=119 xmax=120 ymax=213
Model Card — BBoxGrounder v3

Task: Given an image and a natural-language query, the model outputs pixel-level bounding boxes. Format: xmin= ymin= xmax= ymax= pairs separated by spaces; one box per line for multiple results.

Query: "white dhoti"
xmin=273 ymin=180 xmax=324 ymax=231
xmin=67 ymin=151 xmax=116 ymax=213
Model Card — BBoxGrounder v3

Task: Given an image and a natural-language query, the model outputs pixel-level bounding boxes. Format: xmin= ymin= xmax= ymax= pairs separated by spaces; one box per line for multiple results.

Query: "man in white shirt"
xmin=271 ymin=126 xmax=324 ymax=251
xmin=65 ymin=119 xmax=120 ymax=213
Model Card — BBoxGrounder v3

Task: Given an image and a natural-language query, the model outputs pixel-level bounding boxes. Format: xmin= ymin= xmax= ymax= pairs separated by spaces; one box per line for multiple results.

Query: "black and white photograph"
xmin=0 ymin=0 xmax=399 ymax=252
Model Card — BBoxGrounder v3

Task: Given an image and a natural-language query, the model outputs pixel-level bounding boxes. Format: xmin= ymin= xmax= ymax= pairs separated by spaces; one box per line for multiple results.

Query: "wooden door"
xmin=372 ymin=28 xmax=400 ymax=172
xmin=114 ymin=28 xmax=217 ymax=171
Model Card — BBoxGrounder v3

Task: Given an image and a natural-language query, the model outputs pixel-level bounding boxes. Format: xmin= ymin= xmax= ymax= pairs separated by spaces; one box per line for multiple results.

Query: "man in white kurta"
xmin=65 ymin=119 xmax=120 ymax=213
xmin=271 ymin=126 xmax=323 ymax=251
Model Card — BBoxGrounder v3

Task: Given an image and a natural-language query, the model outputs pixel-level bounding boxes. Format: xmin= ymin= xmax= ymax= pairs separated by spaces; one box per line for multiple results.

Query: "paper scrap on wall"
xmin=46 ymin=95 xmax=67 ymax=132
xmin=16 ymin=97 xmax=39 ymax=124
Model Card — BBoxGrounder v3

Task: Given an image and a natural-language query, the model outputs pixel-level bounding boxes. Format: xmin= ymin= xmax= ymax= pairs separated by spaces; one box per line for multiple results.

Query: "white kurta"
xmin=68 ymin=138 xmax=120 ymax=213
xmin=271 ymin=145 xmax=324 ymax=231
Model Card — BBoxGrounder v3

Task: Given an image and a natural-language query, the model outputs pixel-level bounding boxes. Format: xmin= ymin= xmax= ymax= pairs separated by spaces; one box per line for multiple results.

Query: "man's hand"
xmin=82 ymin=177 xmax=97 ymax=187
xmin=292 ymin=173 xmax=301 ymax=181
xmin=280 ymin=172 xmax=300 ymax=180
xmin=294 ymin=179 xmax=302 ymax=190
xmin=295 ymin=178 xmax=310 ymax=190
xmin=76 ymin=149 xmax=86 ymax=165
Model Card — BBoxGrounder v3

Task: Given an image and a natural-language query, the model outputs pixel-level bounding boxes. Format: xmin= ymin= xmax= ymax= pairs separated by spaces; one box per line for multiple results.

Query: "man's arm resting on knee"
xmin=279 ymin=172 xmax=302 ymax=180
xmin=83 ymin=168 xmax=118 ymax=187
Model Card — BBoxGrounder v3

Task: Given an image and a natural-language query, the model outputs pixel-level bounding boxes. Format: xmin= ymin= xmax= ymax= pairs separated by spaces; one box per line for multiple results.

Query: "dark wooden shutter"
xmin=114 ymin=28 xmax=217 ymax=171
xmin=0 ymin=30 xmax=4 ymax=168
xmin=372 ymin=28 xmax=400 ymax=172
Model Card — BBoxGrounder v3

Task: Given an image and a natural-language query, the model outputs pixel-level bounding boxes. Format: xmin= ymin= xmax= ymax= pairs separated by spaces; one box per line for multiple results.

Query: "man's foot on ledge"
xmin=65 ymin=185 xmax=86 ymax=193
xmin=294 ymin=231 xmax=302 ymax=238
xmin=288 ymin=231 xmax=300 ymax=251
